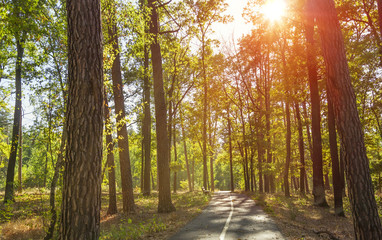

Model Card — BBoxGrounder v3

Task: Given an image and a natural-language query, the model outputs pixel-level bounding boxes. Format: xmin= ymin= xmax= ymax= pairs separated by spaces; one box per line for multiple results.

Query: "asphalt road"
xmin=169 ymin=191 xmax=284 ymax=240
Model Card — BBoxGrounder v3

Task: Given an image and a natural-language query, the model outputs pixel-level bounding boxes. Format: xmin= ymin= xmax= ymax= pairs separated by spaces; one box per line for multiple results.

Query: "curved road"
xmin=169 ymin=191 xmax=284 ymax=240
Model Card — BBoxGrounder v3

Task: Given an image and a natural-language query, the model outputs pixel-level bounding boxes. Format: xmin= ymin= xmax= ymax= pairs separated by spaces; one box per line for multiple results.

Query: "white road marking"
xmin=219 ymin=195 xmax=234 ymax=240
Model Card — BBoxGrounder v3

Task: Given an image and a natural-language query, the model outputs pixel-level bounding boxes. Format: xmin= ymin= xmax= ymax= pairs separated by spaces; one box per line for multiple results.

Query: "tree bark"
xmin=4 ymin=39 xmax=24 ymax=203
xmin=326 ymin=83 xmax=344 ymax=216
xmin=180 ymin=108 xmax=192 ymax=192
xmin=173 ymin=117 xmax=178 ymax=193
xmin=305 ymin=7 xmax=328 ymax=206
xmin=18 ymin=108 xmax=22 ymax=193
xmin=313 ymin=0 xmax=382 ymax=237
xmin=148 ymin=0 xmax=175 ymax=213
xmin=281 ymin=41 xmax=290 ymax=197
xmin=228 ymin=108 xmax=234 ymax=192
xmin=45 ymin=127 xmax=66 ymax=240
xmin=108 ymin=18 xmax=135 ymax=213
xmin=295 ymin=103 xmax=306 ymax=195
xmin=60 ymin=0 xmax=103 ymax=237
xmin=104 ymin=98 xmax=117 ymax=215
xmin=202 ymin=35 xmax=208 ymax=190
xmin=142 ymin=40 xmax=151 ymax=197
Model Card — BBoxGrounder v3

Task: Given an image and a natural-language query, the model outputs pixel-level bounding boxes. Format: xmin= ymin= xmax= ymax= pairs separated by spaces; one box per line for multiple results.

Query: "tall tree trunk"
xmin=305 ymin=8 xmax=328 ymax=206
xmin=281 ymin=41 xmax=290 ymax=198
xmin=313 ymin=0 xmax=382 ymax=237
xmin=209 ymin=116 xmax=215 ymax=192
xmin=180 ymin=108 xmax=192 ymax=192
xmin=284 ymin=100 xmax=291 ymax=197
xmin=109 ymin=22 xmax=135 ymax=213
xmin=295 ymin=103 xmax=306 ymax=195
xmin=228 ymin=108 xmax=234 ymax=192
xmin=142 ymin=41 xmax=151 ymax=196
xmin=140 ymin=0 xmax=152 ymax=197
xmin=202 ymin=35 xmax=208 ymax=190
xmin=104 ymin=98 xmax=117 ymax=215
xmin=18 ymin=108 xmax=22 ymax=193
xmin=60 ymin=0 xmax=103 ymax=237
xmin=264 ymin=49 xmax=271 ymax=193
xmin=4 ymin=39 xmax=24 ymax=203
xmin=45 ymin=127 xmax=66 ymax=240
xmin=327 ymin=84 xmax=344 ymax=216
xmin=148 ymin=0 xmax=175 ymax=213
xmin=173 ymin=118 xmax=177 ymax=193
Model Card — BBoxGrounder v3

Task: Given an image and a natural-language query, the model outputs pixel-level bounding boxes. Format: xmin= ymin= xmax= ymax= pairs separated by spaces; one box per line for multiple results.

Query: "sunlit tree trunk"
xmin=141 ymin=0 xmax=151 ymax=198
xmin=173 ymin=117 xmax=178 ymax=193
xmin=109 ymin=23 xmax=135 ymax=214
xmin=4 ymin=38 xmax=24 ymax=203
xmin=305 ymin=8 xmax=328 ymax=206
xmin=202 ymin=35 xmax=208 ymax=190
xmin=180 ymin=108 xmax=192 ymax=192
xmin=148 ymin=0 xmax=175 ymax=213
xmin=295 ymin=103 xmax=305 ymax=195
xmin=228 ymin=107 xmax=234 ymax=192
xmin=314 ymin=0 xmax=382 ymax=237
xmin=281 ymin=41 xmax=290 ymax=197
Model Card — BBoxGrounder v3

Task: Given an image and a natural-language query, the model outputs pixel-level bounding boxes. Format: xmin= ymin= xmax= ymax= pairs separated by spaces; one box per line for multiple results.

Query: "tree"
xmin=326 ymin=84 xmax=344 ymax=216
xmin=104 ymin=96 xmax=117 ymax=215
xmin=105 ymin=0 xmax=135 ymax=214
xmin=140 ymin=0 xmax=152 ymax=197
xmin=304 ymin=3 xmax=328 ymax=206
xmin=313 ymin=0 xmax=382 ymax=237
xmin=60 ymin=0 xmax=103 ymax=238
xmin=148 ymin=0 xmax=176 ymax=213
xmin=186 ymin=0 xmax=230 ymax=190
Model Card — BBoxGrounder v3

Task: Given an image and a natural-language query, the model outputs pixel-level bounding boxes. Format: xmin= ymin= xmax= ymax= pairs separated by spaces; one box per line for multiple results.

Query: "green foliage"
xmin=100 ymin=216 xmax=166 ymax=240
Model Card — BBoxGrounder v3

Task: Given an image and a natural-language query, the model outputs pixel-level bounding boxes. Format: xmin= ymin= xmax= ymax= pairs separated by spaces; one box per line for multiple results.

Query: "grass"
xmin=0 ymin=189 xmax=211 ymax=240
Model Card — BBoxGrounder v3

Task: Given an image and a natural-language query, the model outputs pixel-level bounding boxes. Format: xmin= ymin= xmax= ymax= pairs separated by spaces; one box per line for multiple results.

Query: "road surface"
xmin=169 ymin=191 xmax=284 ymax=240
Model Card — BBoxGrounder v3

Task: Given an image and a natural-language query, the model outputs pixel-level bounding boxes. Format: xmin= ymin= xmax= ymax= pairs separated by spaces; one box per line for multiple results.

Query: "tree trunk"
xmin=148 ymin=0 xmax=175 ymax=213
xmin=104 ymin=98 xmax=117 ymax=215
xmin=4 ymin=39 xmax=24 ymax=203
xmin=104 ymin=0 xmax=135 ymax=212
xmin=281 ymin=42 xmax=290 ymax=198
xmin=313 ymin=0 xmax=382 ymax=237
xmin=18 ymin=108 xmax=22 ymax=193
xmin=109 ymin=21 xmax=135 ymax=213
xmin=44 ymin=125 xmax=66 ymax=240
xmin=228 ymin=108 xmax=234 ymax=192
xmin=327 ymin=84 xmax=344 ymax=216
xmin=295 ymin=103 xmax=306 ymax=195
xmin=209 ymin=117 xmax=215 ymax=192
xmin=60 ymin=0 xmax=103 ymax=237
xmin=142 ymin=41 xmax=151 ymax=196
xmin=140 ymin=0 xmax=152 ymax=197
xmin=202 ymin=35 xmax=208 ymax=190
xmin=257 ymin=123 xmax=263 ymax=193
xmin=305 ymin=8 xmax=328 ymax=206
xmin=173 ymin=118 xmax=178 ymax=193
xmin=180 ymin=108 xmax=192 ymax=192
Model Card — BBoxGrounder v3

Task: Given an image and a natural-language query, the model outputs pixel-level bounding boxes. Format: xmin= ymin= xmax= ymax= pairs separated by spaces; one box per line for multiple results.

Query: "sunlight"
xmin=261 ymin=0 xmax=287 ymax=22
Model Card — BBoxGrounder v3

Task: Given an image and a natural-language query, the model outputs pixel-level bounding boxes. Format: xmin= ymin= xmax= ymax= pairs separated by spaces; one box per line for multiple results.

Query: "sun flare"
xmin=261 ymin=0 xmax=287 ymax=22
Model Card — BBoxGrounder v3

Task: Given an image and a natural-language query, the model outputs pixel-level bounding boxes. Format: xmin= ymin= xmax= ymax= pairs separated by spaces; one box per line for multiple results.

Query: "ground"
xmin=248 ymin=191 xmax=355 ymax=240
xmin=0 ymin=189 xmax=370 ymax=240
xmin=0 ymin=189 xmax=210 ymax=240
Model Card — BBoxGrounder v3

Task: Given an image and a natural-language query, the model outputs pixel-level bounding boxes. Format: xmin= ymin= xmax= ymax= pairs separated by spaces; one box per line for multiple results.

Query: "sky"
xmin=213 ymin=0 xmax=252 ymax=45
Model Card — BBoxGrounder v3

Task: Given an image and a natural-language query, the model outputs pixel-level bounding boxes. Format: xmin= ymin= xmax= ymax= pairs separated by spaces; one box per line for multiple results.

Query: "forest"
xmin=0 ymin=0 xmax=382 ymax=239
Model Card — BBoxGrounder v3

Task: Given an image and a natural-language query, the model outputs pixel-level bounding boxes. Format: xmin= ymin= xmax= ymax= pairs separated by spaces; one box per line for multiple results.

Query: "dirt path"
xmin=169 ymin=191 xmax=284 ymax=240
